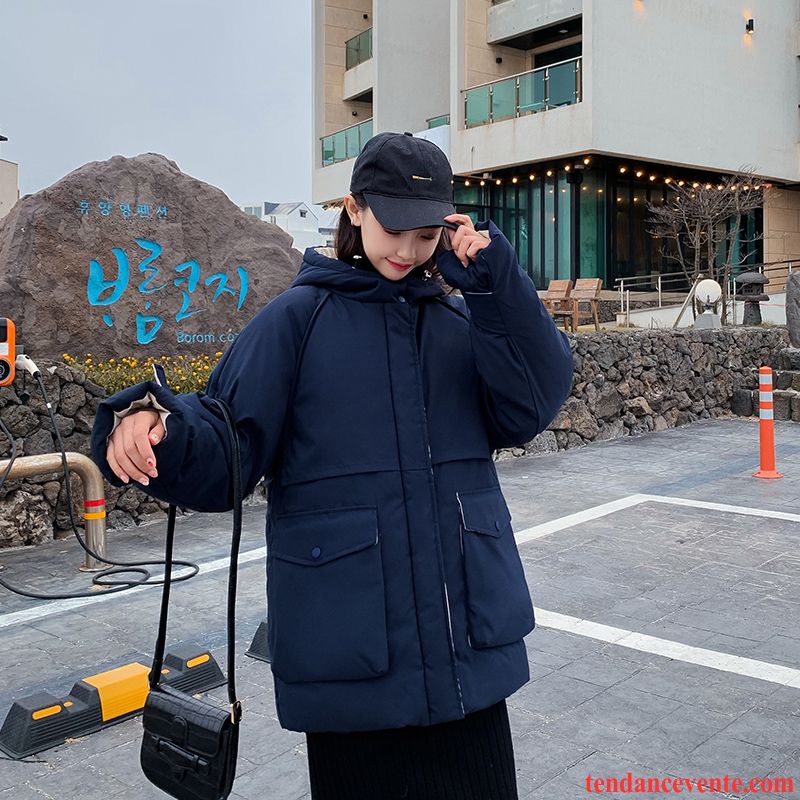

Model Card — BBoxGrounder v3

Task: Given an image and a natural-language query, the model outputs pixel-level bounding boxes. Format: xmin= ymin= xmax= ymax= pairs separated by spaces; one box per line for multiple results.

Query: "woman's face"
xmin=346 ymin=198 xmax=442 ymax=281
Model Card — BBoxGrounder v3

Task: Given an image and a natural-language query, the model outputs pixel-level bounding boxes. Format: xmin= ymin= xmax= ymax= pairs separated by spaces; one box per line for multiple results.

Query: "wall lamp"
xmin=745 ymin=18 xmax=754 ymax=34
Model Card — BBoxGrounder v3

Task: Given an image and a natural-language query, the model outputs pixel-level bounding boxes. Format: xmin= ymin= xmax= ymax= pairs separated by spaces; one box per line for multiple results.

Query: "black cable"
xmin=0 ymin=368 xmax=202 ymax=600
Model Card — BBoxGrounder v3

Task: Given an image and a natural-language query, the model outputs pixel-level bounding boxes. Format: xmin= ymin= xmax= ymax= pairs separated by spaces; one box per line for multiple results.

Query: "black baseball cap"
xmin=349 ymin=131 xmax=457 ymax=231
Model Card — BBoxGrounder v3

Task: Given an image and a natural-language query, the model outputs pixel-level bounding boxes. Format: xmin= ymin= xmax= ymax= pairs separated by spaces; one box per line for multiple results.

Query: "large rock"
xmin=0 ymin=153 xmax=302 ymax=359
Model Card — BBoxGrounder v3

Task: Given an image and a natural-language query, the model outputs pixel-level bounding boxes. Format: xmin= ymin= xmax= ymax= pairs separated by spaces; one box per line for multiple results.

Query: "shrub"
xmin=62 ymin=352 xmax=223 ymax=395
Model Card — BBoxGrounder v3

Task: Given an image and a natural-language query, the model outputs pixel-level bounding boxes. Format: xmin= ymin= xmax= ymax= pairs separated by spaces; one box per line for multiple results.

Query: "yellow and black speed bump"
xmin=0 ymin=644 xmax=225 ymax=759
xmin=245 ymin=619 xmax=271 ymax=663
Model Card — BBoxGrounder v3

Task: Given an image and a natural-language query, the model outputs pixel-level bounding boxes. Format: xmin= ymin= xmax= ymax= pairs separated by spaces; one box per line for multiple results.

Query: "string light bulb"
xmin=635 ymin=170 xmax=644 ymax=178
xmin=495 ymin=178 xmax=501 ymax=185
xmin=529 ymin=173 xmax=536 ymax=180
xmin=665 ymin=177 xmax=673 ymax=184
xmin=480 ymin=180 xmax=485 ymax=186
xmin=546 ymin=169 xmax=553 ymax=177
xmin=464 ymin=179 xmax=470 ymax=186
xmin=583 ymin=157 xmax=591 ymax=165
xmin=512 ymin=176 xmax=518 ymax=183
xmin=619 ymin=166 xmax=628 ymax=174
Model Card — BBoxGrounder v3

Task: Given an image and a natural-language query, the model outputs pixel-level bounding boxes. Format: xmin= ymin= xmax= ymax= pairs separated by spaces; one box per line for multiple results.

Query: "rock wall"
xmin=0 ymin=325 xmax=790 ymax=546
xmin=495 ymin=326 xmax=789 ymax=460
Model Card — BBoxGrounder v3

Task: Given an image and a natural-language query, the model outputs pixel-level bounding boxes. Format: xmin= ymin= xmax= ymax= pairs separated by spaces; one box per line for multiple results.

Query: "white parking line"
xmin=518 ymin=493 xmax=800 ymax=690
xmin=536 ymin=609 xmax=800 ymax=689
xmin=515 ymin=492 xmax=800 ymax=544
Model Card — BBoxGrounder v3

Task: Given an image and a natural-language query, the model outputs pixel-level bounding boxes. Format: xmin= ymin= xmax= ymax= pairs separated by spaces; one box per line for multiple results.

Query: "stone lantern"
xmin=734 ymin=272 xmax=770 ymax=325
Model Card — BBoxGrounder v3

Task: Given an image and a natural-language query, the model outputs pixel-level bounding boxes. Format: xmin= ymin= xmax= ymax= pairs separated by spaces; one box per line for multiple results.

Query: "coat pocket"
xmin=267 ymin=505 xmax=389 ymax=683
xmin=456 ymin=486 xmax=535 ymax=648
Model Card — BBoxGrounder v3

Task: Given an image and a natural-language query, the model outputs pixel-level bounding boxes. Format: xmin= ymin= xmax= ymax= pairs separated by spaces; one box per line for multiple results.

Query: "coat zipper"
xmin=409 ymin=299 xmax=465 ymax=716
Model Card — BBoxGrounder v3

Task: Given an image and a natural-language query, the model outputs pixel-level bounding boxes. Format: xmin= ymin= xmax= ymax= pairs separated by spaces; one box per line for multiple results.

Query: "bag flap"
xmin=143 ymin=684 xmax=230 ymax=758
xmin=270 ymin=505 xmax=378 ymax=566
xmin=456 ymin=486 xmax=512 ymax=537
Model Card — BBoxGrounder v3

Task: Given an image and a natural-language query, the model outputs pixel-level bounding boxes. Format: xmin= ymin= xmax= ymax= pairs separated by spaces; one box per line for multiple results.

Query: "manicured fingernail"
xmin=139 ymin=476 xmax=150 ymax=486
xmin=120 ymin=474 xmax=129 ymax=484
xmin=149 ymin=470 xmax=158 ymax=478
xmin=150 ymin=434 xmax=160 ymax=443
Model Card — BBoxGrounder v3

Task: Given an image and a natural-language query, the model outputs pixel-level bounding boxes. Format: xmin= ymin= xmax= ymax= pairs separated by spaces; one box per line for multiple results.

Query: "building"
xmin=312 ymin=0 xmax=800 ymax=291
xmin=240 ymin=201 xmax=326 ymax=252
xmin=0 ymin=133 xmax=19 ymax=222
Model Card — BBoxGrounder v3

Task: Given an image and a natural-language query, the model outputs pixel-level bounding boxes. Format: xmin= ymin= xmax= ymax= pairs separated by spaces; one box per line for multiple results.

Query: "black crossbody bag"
xmin=140 ymin=397 xmax=243 ymax=800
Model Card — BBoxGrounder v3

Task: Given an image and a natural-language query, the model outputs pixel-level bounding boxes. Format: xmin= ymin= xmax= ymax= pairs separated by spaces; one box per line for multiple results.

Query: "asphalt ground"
xmin=1 ymin=418 xmax=799 ymax=799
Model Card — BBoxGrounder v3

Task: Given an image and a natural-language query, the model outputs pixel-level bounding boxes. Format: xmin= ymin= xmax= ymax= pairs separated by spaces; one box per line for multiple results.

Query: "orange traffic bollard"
xmin=753 ymin=366 xmax=783 ymax=479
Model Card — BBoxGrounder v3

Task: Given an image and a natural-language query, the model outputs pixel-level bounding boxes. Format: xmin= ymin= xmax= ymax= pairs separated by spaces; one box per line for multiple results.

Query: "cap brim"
xmin=364 ymin=192 xmax=456 ymax=231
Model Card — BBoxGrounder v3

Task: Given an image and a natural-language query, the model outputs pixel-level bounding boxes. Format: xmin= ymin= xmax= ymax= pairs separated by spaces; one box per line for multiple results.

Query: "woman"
xmin=91 ymin=131 xmax=574 ymax=799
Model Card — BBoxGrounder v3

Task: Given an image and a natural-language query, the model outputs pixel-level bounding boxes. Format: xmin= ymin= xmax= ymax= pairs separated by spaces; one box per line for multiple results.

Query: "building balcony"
xmin=463 ymin=56 xmax=581 ymax=128
xmin=343 ymin=28 xmax=374 ymax=100
xmin=321 ymin=118 xmax=374 ymax=167
xmin=345 ymin=27 xmax=372 ymax=70
xmin=427 ymin=114 xmax=450 ymax=129
xmin=487 ymin=0 xmax=582 ymax=47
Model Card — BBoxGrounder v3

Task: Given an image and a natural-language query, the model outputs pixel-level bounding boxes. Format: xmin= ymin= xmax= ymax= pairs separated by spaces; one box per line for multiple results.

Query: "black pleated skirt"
xmin=305 ymin=699 xmax=519 ymax=800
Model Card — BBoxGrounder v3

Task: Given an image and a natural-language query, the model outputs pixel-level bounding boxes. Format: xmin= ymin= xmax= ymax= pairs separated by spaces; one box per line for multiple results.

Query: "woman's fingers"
xmin=131 ymin=413 xmax=160 ymax=477
xmin=118 ymin=424 xmax=153 ymax=485
xmin=106 ymin=442 xmax=129 ymax=484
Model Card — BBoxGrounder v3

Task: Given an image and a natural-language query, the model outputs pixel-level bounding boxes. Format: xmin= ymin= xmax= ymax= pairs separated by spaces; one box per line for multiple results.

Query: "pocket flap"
xmin=271 ymin=506 xmax=379 ymax=566
xmin=456 ymin=486 xmax=512 ymax=537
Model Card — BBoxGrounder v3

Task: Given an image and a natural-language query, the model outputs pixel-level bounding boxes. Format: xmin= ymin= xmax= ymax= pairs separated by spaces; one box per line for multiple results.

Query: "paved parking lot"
xmin=1 ymin=418 xmax=799 ymax=799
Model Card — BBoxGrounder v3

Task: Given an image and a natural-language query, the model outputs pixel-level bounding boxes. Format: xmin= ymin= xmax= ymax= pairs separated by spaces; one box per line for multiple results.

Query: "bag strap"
xmin=148 ymin=395 xmax=243 ymax=725
xmin=147 ymin=288 xmax=333 ymax=723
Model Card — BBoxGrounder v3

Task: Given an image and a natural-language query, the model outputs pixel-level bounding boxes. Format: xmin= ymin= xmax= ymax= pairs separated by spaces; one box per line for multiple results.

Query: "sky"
xmin=0 ymin=0 xmax=316 ymax=208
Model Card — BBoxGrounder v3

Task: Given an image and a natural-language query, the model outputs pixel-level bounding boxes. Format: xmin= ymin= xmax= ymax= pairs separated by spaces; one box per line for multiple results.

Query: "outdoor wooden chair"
xmin=570 ymin=278 xmax=602 ymax=331
xmin=543 ymin=279 xmax=574 ymax=331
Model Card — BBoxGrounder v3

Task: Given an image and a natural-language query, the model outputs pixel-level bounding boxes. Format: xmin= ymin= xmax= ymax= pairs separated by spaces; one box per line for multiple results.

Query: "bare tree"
xmin=647 ymin=168 xmax=767 ymax=322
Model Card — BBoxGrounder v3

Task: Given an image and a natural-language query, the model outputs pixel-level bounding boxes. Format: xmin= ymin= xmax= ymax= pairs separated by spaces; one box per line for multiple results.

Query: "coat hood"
xmin=292 ymin=245 xmax=445 ymax=304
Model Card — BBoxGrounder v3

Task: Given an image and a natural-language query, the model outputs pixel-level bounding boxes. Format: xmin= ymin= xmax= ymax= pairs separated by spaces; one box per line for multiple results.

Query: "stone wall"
xmin=495 ymin=326 xmax=789 ymax=461
xmin=0 ymin=325 xmax=790 ymax=546
xmin=0 ymin=362 xmax=135 ymax=548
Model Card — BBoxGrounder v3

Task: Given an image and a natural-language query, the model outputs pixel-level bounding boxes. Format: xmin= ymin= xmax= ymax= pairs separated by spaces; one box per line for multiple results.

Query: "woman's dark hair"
xmin=334 ymin=193 xmax=457 ymax=293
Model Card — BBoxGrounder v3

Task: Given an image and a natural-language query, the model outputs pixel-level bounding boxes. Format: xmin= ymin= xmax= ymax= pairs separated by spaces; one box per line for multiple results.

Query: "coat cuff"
xmin=108 ymin=392 xmax=171 ymax=445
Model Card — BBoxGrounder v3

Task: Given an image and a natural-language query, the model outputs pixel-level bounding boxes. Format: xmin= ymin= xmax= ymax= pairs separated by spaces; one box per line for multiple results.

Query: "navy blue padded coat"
xmin=90 ymin=220 xmax=574 ymax=734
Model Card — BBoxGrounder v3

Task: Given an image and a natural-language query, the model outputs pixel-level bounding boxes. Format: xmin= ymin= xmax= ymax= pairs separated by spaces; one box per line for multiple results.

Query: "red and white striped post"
xmin=753 ymin=367 xmax=783 ymax=479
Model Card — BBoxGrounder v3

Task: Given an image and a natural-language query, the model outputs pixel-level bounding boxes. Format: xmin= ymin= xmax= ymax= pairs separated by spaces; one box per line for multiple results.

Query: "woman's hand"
xmin=106 ymin=409 xmax=165 ymax=485
xmin=443 ymin=213 xmax=491 ymax=268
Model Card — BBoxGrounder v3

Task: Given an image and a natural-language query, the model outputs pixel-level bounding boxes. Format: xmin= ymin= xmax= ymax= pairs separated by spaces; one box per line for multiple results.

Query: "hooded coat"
xmin=90 ymin=220 xmax=574 ymax=734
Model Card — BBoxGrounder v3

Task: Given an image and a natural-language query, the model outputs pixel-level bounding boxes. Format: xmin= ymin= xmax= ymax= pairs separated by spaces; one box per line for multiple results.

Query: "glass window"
xmin=534 ymin=42 xmax=582 ymax=69
xmin=491 ymin=77 xmax=517 ymax=122
xmin=631 ymin=186 xmax=647 ymax=279
xmin=544 ymin=173 xmax=556 ymax=285
xmin=557 ymin=172 xmax=571 ymax=279
xmin=465 ymin=86 xmax=490 ymax=128
xmin=579 ymin=171 xmax=606 ymax=283
xmin=615 ymin=178 xmax=630 ymax=280
xmin=518 ymin=185 xmax=529 ymax=274
xmin=530 ymin=180 xmax=541 ymax=286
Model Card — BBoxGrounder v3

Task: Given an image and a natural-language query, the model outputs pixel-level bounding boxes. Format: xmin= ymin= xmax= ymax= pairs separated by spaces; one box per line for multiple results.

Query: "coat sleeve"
xmin=435 ymin=220 xmax=574 ymax=450
xmin=89 ymin=286 xmax=321 ymax=512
